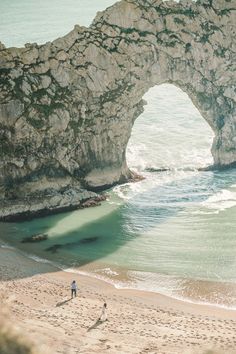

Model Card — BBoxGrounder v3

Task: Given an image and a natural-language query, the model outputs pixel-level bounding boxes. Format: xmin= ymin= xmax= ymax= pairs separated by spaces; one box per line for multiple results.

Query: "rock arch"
xmin=0 ymin=0 xmax=235 ymax=211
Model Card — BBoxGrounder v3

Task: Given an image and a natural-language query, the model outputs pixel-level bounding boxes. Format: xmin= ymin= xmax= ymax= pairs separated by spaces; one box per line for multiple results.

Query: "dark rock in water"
xmin=81 ymin=199 xmax=101 ymax=208
xmin=45 ymin=244 xmax=63 ymax=253
xmin=129 ymin=171 xmax=145 ymax=182
xmin=80 ymin=195 xmax=107 ymax=208
xmin=45 ymin=237 xmax=98 ymax=253
xmin=79 ymin=236 xmax=98 ymax=244
xmin=145 ymin=167 xmax=170 ymax=173
xmin=21 ymin=233 xmax=48 ymax=243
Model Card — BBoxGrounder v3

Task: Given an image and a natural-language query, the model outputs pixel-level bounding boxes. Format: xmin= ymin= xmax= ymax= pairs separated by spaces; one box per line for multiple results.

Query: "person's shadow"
xmin=56 ymin=298 xmax=73 ymax=307
xmin=87 ymin=318 xmax=106 ymax=332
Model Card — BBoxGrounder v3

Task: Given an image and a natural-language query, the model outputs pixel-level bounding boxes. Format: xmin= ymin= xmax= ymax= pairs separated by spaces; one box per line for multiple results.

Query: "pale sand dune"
xmin=0 ymin=246 xmax=236 ymax=354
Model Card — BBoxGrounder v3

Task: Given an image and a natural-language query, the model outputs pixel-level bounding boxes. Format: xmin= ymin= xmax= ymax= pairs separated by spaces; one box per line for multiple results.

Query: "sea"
xmin=0 ymin=0 xmax=236 ymax=310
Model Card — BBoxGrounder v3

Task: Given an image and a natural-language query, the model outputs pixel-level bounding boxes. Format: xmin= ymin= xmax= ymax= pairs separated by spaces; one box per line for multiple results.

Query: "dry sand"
xmin=0 ymin=245 xmax=236 ymax=354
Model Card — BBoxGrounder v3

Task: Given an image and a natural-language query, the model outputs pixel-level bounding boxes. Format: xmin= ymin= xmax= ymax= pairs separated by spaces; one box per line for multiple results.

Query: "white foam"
xmin=62 ymin=267 xmax=120 ymax=286
xmin=190 ymin=210 xmax=220 ymax=215
xmin=78 ymin=268 xmax=236 ymax=311
xmin=27 ymin=254 xmax=53 ymax=264
xmin=113 ymin=168 xmax=199 ymax=201
xmin=0 ymin=243 xmax=16 ymax=250
xmin=95 ymin=268 xmax=119 ymax=277
xmin=201 ymin=189 xmax=236 ymax=211
xmin=59 ymin=264 xmax=236 ymax=310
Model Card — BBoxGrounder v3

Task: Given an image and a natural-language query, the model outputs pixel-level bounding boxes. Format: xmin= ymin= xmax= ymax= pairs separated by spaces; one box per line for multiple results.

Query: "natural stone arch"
xmin=0 ymin=0 xmax=235 ymax=214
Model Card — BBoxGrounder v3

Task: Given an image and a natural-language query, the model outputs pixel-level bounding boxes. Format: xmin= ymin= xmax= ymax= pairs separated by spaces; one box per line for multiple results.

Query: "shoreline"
xmin=64 ymin=267 xmax=236 ymax=313
xmin=1 ymin=242 xmax=236 ymax=319
xmin=1 ymin=241 xmax=236 ymax=353
xmin=62 ymin=262 xmax=236 ymax=312
xmin=1 ymin=239 xmax=236 ymax=313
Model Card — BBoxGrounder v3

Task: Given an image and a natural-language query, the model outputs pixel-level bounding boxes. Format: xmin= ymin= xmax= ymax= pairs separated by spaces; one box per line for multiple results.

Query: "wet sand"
xmin=0 ymin=245 xmax=236 ymax=354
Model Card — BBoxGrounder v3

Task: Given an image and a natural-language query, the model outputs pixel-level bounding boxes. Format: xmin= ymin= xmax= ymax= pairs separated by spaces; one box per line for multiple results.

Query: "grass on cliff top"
xmin=0 ymin=324 xmax=36 ymax=354
xmin=0 ymin=298 xmax=38 ymax=354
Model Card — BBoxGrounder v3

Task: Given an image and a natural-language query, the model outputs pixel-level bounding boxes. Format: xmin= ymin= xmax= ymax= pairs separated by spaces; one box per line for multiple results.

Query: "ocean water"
xmin=1 ymin=0 xmax=236 ymax=309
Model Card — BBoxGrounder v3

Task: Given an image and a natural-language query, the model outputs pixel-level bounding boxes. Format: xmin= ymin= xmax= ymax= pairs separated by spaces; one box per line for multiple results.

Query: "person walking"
xmin=71 ymin=280 xmax=78 ymax=298
xmin=99 ymin=302 xmax=107 ymax=322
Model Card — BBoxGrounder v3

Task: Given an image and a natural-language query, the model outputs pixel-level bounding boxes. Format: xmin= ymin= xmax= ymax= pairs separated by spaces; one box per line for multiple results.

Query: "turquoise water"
xmin=0 ymin=0 xmax=236 ymax=308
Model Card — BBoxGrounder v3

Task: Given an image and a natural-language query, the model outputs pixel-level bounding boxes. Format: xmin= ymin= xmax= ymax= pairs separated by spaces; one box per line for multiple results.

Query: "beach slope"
xmin=0 ymin=245 xmax=236 ymax=354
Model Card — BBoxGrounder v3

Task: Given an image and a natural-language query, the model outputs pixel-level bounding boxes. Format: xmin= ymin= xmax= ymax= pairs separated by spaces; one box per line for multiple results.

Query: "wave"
xmin=26 ymin=254 xmax=54 ymax=264
xmin=201 ymin=188 xmax=236 ymax=211
xmin=113 ymin=167 xmax=200 ymax=201
xmin=62 ymin=267 xmax=236 ymax=311
xmin=0 ymin=242 xmax=15 ymax=250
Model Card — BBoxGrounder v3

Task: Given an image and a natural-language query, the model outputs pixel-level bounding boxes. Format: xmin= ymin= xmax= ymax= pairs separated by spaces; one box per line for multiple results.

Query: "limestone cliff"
xmin=0 ymin=0 xmax=235 ymax=219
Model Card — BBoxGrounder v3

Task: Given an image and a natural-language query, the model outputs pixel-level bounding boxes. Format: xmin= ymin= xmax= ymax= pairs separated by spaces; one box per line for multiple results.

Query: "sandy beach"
xmin=0 ymin=244 xmax=236 ymax=354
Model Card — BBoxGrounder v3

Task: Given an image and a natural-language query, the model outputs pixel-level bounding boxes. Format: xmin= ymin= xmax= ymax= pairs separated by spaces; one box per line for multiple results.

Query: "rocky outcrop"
xmin=0 ymin=0 xmax=236 ymax=218
xmin=0 ymin=188 xmax=105 ymax=221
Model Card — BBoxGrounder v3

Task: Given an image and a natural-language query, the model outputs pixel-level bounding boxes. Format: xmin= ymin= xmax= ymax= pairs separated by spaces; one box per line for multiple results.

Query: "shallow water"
xmin=0 ymin=0 xmax=236 ymax=309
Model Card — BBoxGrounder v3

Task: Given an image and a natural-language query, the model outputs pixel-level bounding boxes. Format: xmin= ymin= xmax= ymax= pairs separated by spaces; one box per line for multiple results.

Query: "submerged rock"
xmin=145 ymin=167 xmax=171 ymax=173
xmin=45 ymin=244 xmax=63 ymax=253
xmin=45 ymin=236 xmax=99 ymax=254
xmin=79 ymin=236 xmax=99 ymax=244
xmin=21 ymin=233 xmax=48 ymax=243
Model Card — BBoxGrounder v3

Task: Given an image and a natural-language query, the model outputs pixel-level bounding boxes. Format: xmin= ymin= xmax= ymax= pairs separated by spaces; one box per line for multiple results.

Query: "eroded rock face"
xmin=0 ymin=0 xmax=236 ymax=207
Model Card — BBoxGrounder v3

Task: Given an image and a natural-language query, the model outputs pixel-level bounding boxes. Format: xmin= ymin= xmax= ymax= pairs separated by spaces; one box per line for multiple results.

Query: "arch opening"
xmin=126 ymin=84 xmax=214 ymax=177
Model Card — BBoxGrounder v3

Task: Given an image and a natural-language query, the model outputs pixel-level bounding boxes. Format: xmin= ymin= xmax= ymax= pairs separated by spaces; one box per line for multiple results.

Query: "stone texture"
xmin=0 ymin=0 xmax=236 ymax=217
xmin=0 ymin=100 xmax=24 ymax=126
xmin=0 ymin=187 xmax=100 ymax=221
